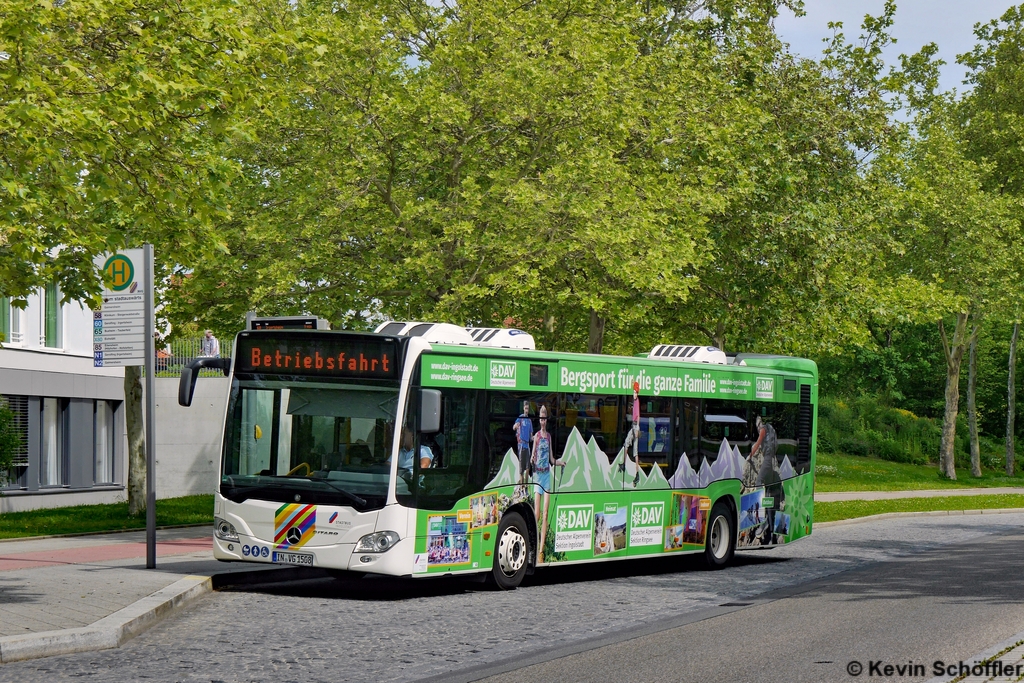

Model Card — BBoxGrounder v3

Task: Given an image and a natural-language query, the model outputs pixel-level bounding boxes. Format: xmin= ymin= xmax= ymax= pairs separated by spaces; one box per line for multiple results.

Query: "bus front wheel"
xmin=704 ymin=502 xmax=735 ymax=569
xmin=490 ymin=511 xmax=530 ymax=590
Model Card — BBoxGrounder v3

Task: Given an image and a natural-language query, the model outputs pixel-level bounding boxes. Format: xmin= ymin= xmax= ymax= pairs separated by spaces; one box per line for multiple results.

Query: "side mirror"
xmin=178 ymin=357 xmax=231 ymax=406
xmin=420 ymin=389 xmax=441 ymax=433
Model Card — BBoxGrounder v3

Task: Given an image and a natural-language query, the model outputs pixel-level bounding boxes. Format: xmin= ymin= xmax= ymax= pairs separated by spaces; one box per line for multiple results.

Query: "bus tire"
xmin=490 ymin=511 xmax=530 ymax=590
xmin=704 ymin=501 xmax=735 ymax=569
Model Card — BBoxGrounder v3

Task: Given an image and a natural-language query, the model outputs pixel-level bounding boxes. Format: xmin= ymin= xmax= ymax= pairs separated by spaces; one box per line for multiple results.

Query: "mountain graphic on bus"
xmin=778 ymin=455 xmax=796 ymax=480
xmin=482 ymin=428 xmax=800 ymax=494
xmin=667 ymin=439 xmax=746 ymax=489
xmin=484 ymin=427 xmax=671 ymax=493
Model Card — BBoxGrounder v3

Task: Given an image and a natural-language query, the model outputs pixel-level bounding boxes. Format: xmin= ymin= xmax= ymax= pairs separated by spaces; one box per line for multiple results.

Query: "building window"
xmin=94 ymin=400 xmax=117 ymax=484
xmin=40 ymin=398 xmax=66 ymax=487
xmin=0 ymin=296 xmax=8 ymax=344
xmin=0 ymin=395 xmax=29 ymax=489
xmin=9 ymin=299 xmax=21 ymax=344
xmin=44 ymin=284 xmax=62 ymax=349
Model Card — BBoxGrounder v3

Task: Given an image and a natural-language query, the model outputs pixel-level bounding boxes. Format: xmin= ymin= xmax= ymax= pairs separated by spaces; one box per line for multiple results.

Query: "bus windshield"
xmin=221 ymin=378 xmax=400 ymax=510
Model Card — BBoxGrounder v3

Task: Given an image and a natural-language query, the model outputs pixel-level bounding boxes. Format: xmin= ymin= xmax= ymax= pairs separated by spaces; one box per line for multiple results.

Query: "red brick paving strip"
xmin=0 ymin=537 xmax=213 ymax=571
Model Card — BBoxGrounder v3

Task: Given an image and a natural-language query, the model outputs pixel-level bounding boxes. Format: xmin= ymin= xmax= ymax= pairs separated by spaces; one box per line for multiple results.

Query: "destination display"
xmin=421 ymin=354 xmax=792 ymax=402
xmin=235 ymin=334 xmax=399 ymax=379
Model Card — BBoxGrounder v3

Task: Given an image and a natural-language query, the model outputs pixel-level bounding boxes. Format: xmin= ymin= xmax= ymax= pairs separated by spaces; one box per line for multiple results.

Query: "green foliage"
xmin=0 ymin=0 xmax=286 ymax=305
xmin=818 ymin=395 xmax=944 ymax=465
xmin=819 ymin=320 xmax=1024 ymax=447
xmin=961 ymin=5 xmax=1024 ymax=195
xmin=815 ymin=452 xmax=1024 ymax=492
xmin=0 ymin=398 xmax=21 ymax=472
xmin=161 ymin=0 xmax=917 ymax=357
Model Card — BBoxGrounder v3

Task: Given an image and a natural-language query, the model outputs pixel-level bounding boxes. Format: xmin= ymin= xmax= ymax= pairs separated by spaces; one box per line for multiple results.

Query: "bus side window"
xmin=561 ymin=393 xmax=621 ymax=462
xmin=676 ymin=398 xmax=700 ymax=471
xmin=700 ymin=399 xmax=751 ymax=465
xmin=484 ymin=393 xmax=557 ymax=482
xmin=402 ymin=387 xmax=491 ymax=509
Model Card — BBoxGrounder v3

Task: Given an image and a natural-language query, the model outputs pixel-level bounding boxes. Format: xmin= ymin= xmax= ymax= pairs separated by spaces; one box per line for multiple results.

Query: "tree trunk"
xmin=968 ymin=332 xmax=981 ymax=477
xmin=587 ymin=309 xmax=605 ymax=354
xmin=1008 ymin=322 xmax=1020 ymax=477
xmin=124 ymin=365 xmax=146 ymax=516
xmin=938 ymin=313 xmax=974 ymax=480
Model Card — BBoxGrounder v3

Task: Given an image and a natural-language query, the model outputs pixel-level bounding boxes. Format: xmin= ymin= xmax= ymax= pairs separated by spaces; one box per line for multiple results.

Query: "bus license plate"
xmin=272 ymin=551 xmax=313 ymax=566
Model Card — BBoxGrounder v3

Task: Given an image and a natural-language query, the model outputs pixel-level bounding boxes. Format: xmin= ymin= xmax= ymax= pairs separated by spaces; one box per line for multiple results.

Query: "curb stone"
xmin=816 ymin=507 xmax=1024 ymax=528
xmin=0 ymin=566 xmax=320 ymax=664
xmin=0 ymin=575 xmax=211 ymax=664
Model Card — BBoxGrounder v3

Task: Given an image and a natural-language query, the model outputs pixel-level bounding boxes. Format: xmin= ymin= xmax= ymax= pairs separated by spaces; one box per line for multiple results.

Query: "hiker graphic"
xmin=620 ymin=381 xmax=642 ymax=487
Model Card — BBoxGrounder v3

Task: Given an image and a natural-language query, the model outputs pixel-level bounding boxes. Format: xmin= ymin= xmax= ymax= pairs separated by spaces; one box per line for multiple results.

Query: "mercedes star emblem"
xmin=286 ymin=527 xmax=303 ymax=545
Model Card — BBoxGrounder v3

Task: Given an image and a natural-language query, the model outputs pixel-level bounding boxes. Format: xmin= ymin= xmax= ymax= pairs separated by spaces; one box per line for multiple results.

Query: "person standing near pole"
xmin=200 ymin=330 xmax=220 ymax=358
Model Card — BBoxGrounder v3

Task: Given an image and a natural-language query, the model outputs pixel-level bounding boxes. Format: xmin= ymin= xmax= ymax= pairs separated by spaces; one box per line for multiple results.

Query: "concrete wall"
xmin=152 ymin=376 xmax=230 ymax=499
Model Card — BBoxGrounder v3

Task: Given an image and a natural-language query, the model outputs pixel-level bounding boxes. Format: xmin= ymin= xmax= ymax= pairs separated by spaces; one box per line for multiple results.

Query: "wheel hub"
xmin=711 ymin=516 xmax=728 ymax=559
xmin=497 ymin=527 xmax=526 ymax=576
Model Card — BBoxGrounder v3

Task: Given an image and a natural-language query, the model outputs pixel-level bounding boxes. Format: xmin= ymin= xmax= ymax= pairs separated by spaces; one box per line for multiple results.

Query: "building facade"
xmin=0 ymin=288 xmax=126 ymax=513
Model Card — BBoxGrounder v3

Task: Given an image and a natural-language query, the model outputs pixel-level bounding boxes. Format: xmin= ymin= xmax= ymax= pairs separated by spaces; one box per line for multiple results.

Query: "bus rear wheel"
xmin=704 ymin=502 xmax=735 ymax=569
xmin=489 ymin=511 xmax=529 ymax=590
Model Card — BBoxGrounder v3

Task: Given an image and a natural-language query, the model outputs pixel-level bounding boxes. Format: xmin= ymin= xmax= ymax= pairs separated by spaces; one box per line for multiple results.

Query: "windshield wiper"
xmin=309 ymin=478 xmax=367 ymax=507
xmin=224 ymin=477 xmax=367 ymax=507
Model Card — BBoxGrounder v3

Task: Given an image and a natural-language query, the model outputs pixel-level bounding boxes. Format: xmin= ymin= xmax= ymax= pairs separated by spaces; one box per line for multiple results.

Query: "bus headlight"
xmin=355 ymin=531 xmax=400 ymax=553
xmin=215 ymin=517 xmax=239 ymax=543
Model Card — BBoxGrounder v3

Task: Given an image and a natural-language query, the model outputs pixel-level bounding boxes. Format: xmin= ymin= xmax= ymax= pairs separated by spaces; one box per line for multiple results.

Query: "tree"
xmin=0 ymin=0 xmax=283 ymax=306
xmin=165 ymin=0 xmax=718 ymax=347
xmin=960 ymin=6 xmax=1024 ymax=476
xmin=124 ymin=367 xmax=146 ymax=515
xmin=872 ymin=100 xmax=1018 ymax=479
xmin=1009 ymin=322 xmax=1019 ymax=475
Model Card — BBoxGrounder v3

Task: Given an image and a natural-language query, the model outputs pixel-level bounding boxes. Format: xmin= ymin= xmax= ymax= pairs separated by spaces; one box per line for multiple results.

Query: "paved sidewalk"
xmin=0 ymin=526 xmax=307 ymax=663
xmin=0 ymin=527 xmax=229 ymax=636
xmin=815 ymin=487 xmax=1024 ymax=503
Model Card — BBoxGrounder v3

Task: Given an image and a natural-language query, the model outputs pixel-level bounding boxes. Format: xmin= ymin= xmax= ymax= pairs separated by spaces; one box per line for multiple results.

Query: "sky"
xmin=774 ymin=0 xmax=1018 ymax=94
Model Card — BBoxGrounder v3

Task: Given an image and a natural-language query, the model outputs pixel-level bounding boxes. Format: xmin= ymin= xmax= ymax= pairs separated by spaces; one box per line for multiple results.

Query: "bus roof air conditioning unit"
xmin=465 ymin=327 xmax=536 ymax=350
xmin=373 ymin=321 xmax=475 ymax=345
xmin=648 ymin=344 xmax=728 ymax=365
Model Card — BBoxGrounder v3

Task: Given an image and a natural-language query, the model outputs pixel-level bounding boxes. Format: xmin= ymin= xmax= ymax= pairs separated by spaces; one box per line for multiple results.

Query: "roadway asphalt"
xmin=2 ymin=512 xmax=1023 ymax=682
xmin=463 ymin=529 xmax=1024 ymax=683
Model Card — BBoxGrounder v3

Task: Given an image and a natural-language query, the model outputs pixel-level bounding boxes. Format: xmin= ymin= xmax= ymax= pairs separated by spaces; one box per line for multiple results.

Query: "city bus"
xmin=179 ymin=321 xmax=817 ymax=589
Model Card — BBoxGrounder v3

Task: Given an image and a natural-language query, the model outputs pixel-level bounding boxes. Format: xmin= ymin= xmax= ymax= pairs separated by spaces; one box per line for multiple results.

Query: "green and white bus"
xmin=180 ymin=321 xmax=817 ymax=589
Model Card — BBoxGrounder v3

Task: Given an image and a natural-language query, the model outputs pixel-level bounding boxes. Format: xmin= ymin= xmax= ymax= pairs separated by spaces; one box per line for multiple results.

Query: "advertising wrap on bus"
xmin=406 ymin=350 xmax=815 ymax=576
xmin=408 ymin=426 xmax=815 ymax=575
xmin=420 ymin=354 xmax=793 ymax=402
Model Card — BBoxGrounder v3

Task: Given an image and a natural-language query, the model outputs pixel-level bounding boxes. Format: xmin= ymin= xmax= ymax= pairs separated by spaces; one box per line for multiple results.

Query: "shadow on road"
xmin=217 ymin=547 xmax=790 ymax=601
xmin=790 ymin=530 xmax=1024 ymax=607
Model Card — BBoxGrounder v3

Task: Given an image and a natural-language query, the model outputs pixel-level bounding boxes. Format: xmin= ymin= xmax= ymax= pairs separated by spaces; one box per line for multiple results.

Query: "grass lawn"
xmin=815 ymin=452 xmax=1024 ymax=492
xmin=0 ymin=495 xmax=213 ymax=540
xmin=816 ymin=494 xmax=1024 ymax=523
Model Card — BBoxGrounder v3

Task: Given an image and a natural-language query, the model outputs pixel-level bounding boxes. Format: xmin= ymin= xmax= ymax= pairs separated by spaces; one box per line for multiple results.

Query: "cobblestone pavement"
xmin=2 ymin=513 xmax=1022 ymax=683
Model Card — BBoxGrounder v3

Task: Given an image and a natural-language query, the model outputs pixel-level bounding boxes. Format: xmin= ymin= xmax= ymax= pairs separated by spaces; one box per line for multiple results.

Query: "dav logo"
xmin=554 ymin=505 xmax=593 ymax=552
xmin=557 ymin=506 xmax=593 ymax=531
xmin=629 ymin=502 xmax=664 ymax=547
xmin=631 ymin=502 xmax=663 ymax=527
xmin=755 ymin=376 xmax=774 ymax=399
xmin=489 ymin=360 xmax=517 ymax=388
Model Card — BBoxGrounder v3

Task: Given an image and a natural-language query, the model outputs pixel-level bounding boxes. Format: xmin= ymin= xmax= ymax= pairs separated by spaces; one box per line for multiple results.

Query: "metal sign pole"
xmin=144 ymin=244 xmax=156 ymax=569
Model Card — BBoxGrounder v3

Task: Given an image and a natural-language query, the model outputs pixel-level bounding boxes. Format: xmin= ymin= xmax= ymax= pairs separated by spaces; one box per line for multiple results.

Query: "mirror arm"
xmin=178 ymin=357 xmax=231 ymax=406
